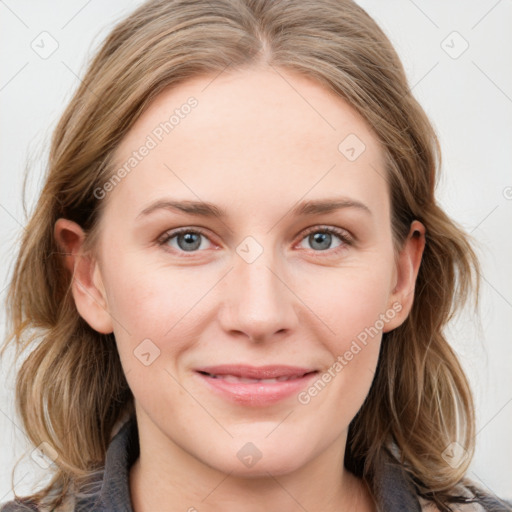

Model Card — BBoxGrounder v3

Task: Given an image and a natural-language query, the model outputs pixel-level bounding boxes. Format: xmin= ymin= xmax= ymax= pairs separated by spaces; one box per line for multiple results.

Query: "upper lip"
xmin=195 ymin=364 xmax=317 ymax=379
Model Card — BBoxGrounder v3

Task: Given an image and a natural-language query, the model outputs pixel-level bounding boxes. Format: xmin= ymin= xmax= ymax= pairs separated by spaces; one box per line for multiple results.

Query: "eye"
xmin=158 ymin=228 xmax=214 ymax=253
xmin=157 ymin=225 xmax=353 ymax=256
xmin=297 ymin=226 xmax=353 ymax=254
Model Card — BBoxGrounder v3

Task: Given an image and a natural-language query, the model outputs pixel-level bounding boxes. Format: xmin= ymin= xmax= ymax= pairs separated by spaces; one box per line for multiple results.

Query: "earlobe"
xmin=383 ymin=220 xmax=426 ymax=332
xmin=54 ymin=218 xmax=114 ymax=334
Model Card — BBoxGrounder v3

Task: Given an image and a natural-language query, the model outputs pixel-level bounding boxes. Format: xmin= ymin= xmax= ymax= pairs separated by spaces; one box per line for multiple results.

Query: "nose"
xmin=217 ymin=243 xmax=299 ymax=343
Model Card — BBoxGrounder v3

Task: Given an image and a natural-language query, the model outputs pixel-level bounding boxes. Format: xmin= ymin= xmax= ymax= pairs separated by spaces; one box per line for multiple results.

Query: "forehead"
xmin=108 ymin=66 xmax=389 ymax=221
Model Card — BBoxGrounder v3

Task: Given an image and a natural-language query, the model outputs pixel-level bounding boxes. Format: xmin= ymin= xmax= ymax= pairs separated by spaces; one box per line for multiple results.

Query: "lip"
xmin=194 ymin=364 xmax=318 ymax=406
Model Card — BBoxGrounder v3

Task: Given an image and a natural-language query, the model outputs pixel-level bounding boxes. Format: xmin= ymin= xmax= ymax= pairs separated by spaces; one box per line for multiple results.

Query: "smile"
xmin=199 ymin=372 xmax=308 ymax=383
xmin=194 ymin=365 xmax=319 ymax=406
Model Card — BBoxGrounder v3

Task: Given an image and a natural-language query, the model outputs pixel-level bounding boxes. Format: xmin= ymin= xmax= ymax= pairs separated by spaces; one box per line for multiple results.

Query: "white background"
xmin=1 ymin=0 xmax=511 ymax=504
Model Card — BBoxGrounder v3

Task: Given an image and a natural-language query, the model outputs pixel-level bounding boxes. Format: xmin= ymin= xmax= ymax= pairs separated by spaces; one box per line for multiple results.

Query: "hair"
xmin=1 ymin=0 xmax=502 ymax=510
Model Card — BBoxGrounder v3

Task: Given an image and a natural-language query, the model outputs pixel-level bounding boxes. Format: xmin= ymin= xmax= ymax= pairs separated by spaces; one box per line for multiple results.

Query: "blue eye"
xmin=158 ymin=225 xmax=352 ymax=256
xmin=159 ymin=228 xmax=213 ymax=253
xmin=298 ymin=226 xmax=352 ymax=253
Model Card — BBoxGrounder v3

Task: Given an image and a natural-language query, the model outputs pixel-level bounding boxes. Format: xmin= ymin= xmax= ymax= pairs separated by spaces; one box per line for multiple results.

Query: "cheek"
xmin=294 ymin=262 xmax=394 ymax=396
xmin=103 ymin=263 xmax=204 ymax=410
xmin=294 ymin=260 xmax=395 ymax=343
xmin=295 ymin=270 xmax=391 ymax=410
xmin=101 ymin=256 xmax=208 ymax=366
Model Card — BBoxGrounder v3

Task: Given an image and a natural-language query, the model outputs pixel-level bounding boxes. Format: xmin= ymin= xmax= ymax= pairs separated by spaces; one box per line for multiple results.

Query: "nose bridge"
xmin=220 ymin=235 xmax=298 ymax=341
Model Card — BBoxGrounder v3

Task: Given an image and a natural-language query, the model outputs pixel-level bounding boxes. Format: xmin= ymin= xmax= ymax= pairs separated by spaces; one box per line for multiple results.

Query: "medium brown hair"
xmin=1 ymin=0 xmax=495 ymax=510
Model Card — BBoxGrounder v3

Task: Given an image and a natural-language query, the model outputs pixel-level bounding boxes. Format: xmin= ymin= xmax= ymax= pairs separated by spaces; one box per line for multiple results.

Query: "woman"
xmin=1 ymin=0 xmax=510 ymax=511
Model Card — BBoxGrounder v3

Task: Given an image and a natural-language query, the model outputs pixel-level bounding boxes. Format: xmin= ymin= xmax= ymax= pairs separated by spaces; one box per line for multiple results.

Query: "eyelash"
xmin=157 ymin=225 xmax=353 ymax=257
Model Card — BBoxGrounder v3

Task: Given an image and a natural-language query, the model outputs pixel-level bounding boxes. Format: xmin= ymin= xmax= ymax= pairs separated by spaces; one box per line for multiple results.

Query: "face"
xmin=57 ymin=67 xmax=423 ymax=477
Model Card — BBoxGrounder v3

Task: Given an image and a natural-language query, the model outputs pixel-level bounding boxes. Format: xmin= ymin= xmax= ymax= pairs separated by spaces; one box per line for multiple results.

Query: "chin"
xmin=202 ymin=437 xmax=312 ymax=478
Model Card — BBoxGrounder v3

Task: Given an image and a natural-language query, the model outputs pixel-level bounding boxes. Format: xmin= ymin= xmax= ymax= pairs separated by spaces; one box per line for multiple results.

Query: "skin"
xmin=55 ymin=66 xmax=425 ymax=512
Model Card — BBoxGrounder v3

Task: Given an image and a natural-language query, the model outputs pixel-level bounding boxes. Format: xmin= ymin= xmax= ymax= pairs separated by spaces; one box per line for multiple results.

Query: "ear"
xmin=54 ymin=218 xmax=113 ymax=334
xmin=383 ymin=220 xmax=426 ymax=332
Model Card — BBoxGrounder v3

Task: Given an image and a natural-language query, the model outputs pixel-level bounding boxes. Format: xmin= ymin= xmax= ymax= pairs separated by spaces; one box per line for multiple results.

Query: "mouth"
xmin=197 ymin=372 xmax=312 ymax=383
xmin=194 ymin=364 xmax=319 ymax=405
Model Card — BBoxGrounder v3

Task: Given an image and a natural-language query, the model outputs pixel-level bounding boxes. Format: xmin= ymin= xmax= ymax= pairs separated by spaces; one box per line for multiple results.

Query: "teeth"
xmin=207 ymin=373 xmax=301 ymax=383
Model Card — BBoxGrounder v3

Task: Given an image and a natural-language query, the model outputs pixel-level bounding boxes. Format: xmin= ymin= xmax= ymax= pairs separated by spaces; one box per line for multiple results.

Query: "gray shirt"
xmin=1 ymin=416 xmax=510 ymax=511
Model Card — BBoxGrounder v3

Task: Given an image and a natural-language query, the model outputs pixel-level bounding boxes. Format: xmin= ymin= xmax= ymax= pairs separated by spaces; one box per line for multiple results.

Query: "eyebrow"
xmin=136 ymin=197 xmax=372 ymax=220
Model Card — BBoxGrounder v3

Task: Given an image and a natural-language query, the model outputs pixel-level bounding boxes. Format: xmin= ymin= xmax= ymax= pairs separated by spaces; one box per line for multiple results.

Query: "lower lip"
xmin=195 ymin=371 xmax=318 ymax=406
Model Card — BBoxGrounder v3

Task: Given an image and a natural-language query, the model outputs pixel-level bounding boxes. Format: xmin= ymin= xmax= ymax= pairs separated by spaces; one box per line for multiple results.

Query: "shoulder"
xmin=0 ymin=500 xmax=39 ymax=512
xmin=418 ymin=484 xmax=512 ymax=512
xmin=420 ymin=500 xmax=512 ymax=512
xmin=419 ymin=498 xmax=484 ymax=511
xmin=0 ymin=495 xmax=75 ymax=512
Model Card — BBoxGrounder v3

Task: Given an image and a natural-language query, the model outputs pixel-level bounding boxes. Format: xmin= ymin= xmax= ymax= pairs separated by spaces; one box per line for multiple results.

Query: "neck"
xmin=129 ymin=416 xmax=376 ymax=512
